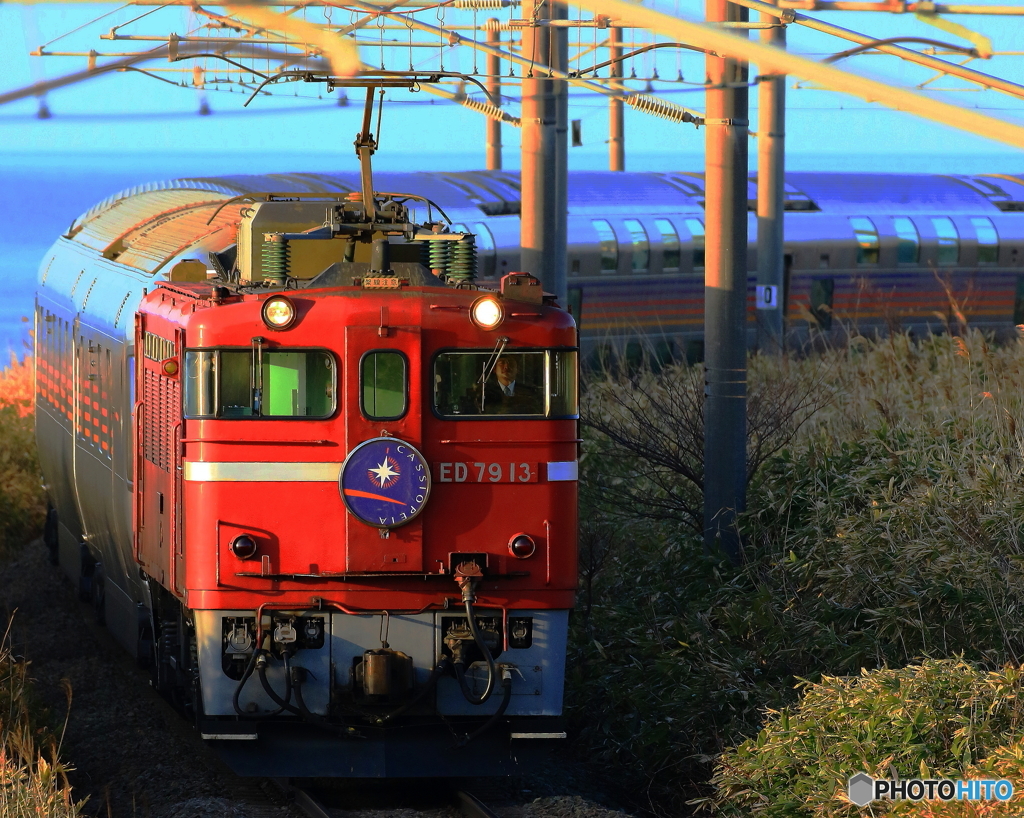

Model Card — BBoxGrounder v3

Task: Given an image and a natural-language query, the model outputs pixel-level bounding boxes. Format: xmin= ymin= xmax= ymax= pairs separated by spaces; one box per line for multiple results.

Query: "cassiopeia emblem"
xmin=340 ymin=437 xmax=431 ymax=529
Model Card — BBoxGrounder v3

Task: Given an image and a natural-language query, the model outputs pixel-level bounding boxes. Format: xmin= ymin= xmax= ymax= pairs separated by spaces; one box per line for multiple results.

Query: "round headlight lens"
xmin=508 ymin=533 xmax=536 ymax=559
xmin=471 ymin=297 xmax=504 ymax=330
xmin=262 ymin=296 xmax=296 ymax=330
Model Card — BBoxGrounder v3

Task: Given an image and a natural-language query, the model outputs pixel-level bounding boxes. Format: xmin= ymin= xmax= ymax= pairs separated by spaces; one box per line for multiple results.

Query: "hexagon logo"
xmin=848 ymin=773 xmax=875 ymax=806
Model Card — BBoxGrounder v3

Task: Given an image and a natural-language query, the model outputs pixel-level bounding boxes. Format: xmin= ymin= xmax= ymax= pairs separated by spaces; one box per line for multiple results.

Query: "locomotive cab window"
xmin=184 ymin=349 xmax=335 ymax=419
xmin=361 ymin=351 xmax=407 ymax=420
xmin=433 ymin=349 xmax=578 ymax=418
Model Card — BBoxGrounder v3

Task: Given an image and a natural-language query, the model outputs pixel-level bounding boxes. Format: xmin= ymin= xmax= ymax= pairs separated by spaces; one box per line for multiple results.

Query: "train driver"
xmin=482 ymin=355 xmax=541 ymax=414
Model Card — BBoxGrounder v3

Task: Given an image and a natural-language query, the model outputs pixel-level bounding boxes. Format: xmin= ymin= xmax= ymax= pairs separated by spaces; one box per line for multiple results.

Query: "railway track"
xmin=285 ymin=780 xmax=501 ymax=818
xmin=1 ymin=539 xmax=628 ymax=818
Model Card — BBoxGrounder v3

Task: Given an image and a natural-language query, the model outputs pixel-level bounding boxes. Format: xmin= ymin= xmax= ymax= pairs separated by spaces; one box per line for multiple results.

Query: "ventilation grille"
xmin=143 ymin=368 xmax=178 ymax=472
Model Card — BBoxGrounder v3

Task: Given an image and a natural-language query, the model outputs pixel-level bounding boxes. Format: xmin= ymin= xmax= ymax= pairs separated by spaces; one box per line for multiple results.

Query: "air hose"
xmin=232 ymin=647 xmax=261 ymax=717
xmin=455 ymin=596 xmax=498 ymax=705
xmin=290 ymin=665 xmax=362 ymax=738
xmin=291 ymin=666 xmax=316 ymax=720
xmin=258 ymin=649 xmax=301 ymax=715
xmin=378 ymin=655 xmax=451 ymax=725
xmin=456 ymin=667 xmax=513 ymax=748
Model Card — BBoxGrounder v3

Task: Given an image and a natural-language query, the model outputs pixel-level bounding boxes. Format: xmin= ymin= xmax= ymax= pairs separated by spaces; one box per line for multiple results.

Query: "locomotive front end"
xmin=134 ymin=195 xmax=578 ymax=777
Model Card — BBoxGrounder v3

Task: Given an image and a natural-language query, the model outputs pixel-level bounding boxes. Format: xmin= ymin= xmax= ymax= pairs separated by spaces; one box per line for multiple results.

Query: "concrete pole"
xmin=554 ymin=2 xmax=569 ymax=298
xmin=756 ymin=3 xmax=785 ymax=352
xmin=609 ymin=26 xmax=625 ymax=172
xmin=703 ymin=0 xmax=748 ymax=564
xmin=520 ymin=0 xmax=568 ymax=304
xmin=486 ymin=21 xmax=502 ymax=171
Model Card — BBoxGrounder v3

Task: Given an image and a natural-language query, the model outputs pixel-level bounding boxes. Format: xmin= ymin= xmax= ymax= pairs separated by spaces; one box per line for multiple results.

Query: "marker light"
xmin=471 ymin=296 xmax=504 ymax=330
xmin=508 ymin=533 xmax=536 ymax=559
xmin=230 ymin=534 xmax=258 ymax=560
xmin=262 ymin=296 xmax=296 ymax=330
xmin=162 ymin=359 xmax=179 ymax=376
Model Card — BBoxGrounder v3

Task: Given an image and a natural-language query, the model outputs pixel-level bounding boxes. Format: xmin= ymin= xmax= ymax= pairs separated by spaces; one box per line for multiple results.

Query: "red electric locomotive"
xmin=35 ymin=96 xmax=578 ymax=778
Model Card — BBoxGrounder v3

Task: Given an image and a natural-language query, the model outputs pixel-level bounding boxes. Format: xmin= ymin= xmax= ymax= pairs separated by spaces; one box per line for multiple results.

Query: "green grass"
xmin=571 ymin=331 xmax=1024 ymax=814
xmin=707 ymin=660 xmax=1024 ymax=816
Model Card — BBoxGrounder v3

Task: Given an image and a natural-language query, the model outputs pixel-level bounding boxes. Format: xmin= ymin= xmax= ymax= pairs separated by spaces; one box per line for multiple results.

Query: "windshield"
xmin=184 ymin=349 xmax=335 ymax=418
xmin=433 ymin=349 xmax=578 ymax=418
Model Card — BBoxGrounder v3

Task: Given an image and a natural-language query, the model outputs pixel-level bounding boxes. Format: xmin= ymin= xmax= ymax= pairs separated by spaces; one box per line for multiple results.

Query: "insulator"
xmin=624 ymin=94 xmax=702 ymax=126
xmin=261 ymin=234 xmax=289 ymax=284
xmin=447 ymin=234 xmax=477 ymax=284
xmin=427 ymin=238 xmax=452 ymax=279
xmin=454 ymin=0 xmax=515 ymax=8
xmin=461 ymin=96 xmax=522 ymax=128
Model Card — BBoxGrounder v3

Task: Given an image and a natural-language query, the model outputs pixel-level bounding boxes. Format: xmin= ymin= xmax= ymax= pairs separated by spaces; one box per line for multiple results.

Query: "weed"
xmin=0 ymin=355 xmax=44 ymax=555
xmin=707 ymin=660 xmax=1024 ymax=817
xmin=572 ymin=330 xmax=1024 ymax=814
xmin=0 ymin=619 xmax=81 ymax=817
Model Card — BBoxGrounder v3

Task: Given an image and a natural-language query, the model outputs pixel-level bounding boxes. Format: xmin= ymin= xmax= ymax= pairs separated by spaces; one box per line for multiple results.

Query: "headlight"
xmin=471 ymin=296 xmax=504 ymax=330
xmin=262 ymin=296 xmax=296 ymax=330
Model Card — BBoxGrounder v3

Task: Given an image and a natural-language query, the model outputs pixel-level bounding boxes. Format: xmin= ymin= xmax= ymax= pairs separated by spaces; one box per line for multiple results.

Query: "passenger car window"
xmin=361 ymin=351 xmax=407 ymax=420
xmin=623 ymin=219 xmax=649 ymax=273
xmin=684 ymin=218 xmax=705 ymax=269
xmin=850 ymin=217 xmax=879 ymax=265
xmin=655 ymin=219 xmax=680 ymax=271
xmin=811 ymin=278 xmax=834 ymax=330
xmin=592 ymin=220 xmax=618 ymax=273
xmin=893 ymin=217 xmax=920 ymax=264
xmin=932 ymin=217 xmax=959 ymax=265
xmin=433 ymin=350 xmax=578 ymax=418
xmin=473 ymin=223 xmax=497 ymax=278
xmin=184 ymin=349 xmax=334 ymax=418
xmin=971 ymin=216 xmax=999 ymax=264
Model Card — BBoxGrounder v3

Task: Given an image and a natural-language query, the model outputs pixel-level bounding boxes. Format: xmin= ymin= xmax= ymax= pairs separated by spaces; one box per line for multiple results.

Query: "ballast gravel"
xmin=0 ymin=539 xmax=633 ymax=818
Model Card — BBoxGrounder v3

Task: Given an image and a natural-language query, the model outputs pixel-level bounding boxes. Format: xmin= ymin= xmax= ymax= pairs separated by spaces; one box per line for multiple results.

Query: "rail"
xmin=287 ymin=783 xmax=501 ymax=818
xmin=456 ymin=790 xmax=502 ymax=818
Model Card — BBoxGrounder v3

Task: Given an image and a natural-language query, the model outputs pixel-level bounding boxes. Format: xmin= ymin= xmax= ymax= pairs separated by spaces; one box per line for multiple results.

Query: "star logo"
xmin=368 ymin=455 xmax=400 ymax=488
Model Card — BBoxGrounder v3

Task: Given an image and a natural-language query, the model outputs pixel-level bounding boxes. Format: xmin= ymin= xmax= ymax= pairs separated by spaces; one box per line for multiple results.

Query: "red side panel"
xmin=135 ymin=316 xmax=183 ymax=596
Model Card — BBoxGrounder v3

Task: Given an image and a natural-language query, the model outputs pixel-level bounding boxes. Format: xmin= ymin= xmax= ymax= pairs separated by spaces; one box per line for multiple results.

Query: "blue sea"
xmin=4 ymin=149 xmax=1024 ymax=360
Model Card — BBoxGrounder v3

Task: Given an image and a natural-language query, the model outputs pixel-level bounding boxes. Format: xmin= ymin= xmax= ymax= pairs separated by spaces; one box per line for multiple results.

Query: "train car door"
xmin=343 ymin=322 xmax=425 ymax=574
xmin=134 ymin=319 xmax=185 ymax=597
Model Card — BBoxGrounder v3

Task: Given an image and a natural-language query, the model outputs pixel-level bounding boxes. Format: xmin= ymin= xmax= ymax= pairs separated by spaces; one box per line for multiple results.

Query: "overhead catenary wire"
xmin=8 ymin=0 xmax=1024 ymax=141
xmin=568 ymin=0 xmax=1024 ymax=150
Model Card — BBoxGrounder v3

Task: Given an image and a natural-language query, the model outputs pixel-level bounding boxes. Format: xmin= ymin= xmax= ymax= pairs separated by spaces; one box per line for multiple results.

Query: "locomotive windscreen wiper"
xmin=477 ymin=336 xmax=509 ymax=414
xmin=252 ymin=336 xmax=264 ymax=417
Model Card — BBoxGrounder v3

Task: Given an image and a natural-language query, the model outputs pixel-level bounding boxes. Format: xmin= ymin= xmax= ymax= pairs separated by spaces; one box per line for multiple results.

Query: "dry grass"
xmin=0 ymin=620 xmax=81 ymax=817
xmin=0 ymin=356 xmax=80 ymax=814
xmin=574 ymin=330 xmax=1024 ymax=815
